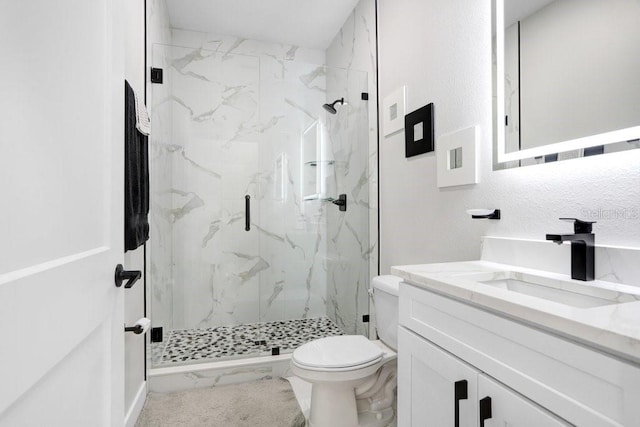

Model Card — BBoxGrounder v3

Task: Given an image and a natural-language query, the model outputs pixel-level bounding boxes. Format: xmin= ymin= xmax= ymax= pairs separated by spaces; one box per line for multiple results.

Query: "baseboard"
xmin=149 ymin=354 xmax=293 ymax=393
xmin=124 ymin=381 xmax=147 ymax=427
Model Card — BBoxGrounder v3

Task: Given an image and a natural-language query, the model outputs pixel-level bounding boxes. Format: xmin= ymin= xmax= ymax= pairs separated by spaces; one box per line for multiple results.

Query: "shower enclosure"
xmin=149 ymin=43 xmax=371 ymax=366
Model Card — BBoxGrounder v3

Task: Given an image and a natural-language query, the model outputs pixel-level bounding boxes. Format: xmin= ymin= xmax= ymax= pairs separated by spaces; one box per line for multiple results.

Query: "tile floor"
xmin=152 ymin=316 xmax=343 ymax=366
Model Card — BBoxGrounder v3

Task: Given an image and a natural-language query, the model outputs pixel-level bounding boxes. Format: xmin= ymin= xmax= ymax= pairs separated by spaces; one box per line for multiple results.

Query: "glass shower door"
xmin=149 ymin=44 xmax=371 ymax=366
xmin=149 ymin=44 xmax=265 ymax=364
xmin=323 ymin=67 xmax=371 ymax=338
xmin=256 ymin=64 xmax=371 ymax=356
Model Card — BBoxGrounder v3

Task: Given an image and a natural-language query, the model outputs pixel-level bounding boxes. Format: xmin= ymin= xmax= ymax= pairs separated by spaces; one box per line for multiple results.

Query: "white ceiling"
xmin=165 ymin=0 xmax=361 ymax=50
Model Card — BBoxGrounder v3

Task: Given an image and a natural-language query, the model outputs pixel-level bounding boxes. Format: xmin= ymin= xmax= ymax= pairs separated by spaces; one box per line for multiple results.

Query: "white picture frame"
xmin=383 ymin=85 xmax=406 ymax=136
xmin=437 ymin=126 xmax=479 ymax=188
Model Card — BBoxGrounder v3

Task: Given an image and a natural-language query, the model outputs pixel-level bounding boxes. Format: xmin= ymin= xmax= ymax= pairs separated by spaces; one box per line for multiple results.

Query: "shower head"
xmin=322 ymin=97 xmax=345 ymax=114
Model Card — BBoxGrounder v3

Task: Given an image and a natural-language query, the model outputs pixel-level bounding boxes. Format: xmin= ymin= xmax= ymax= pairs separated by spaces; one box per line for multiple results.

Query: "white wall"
xmin=124 ymin=0 xmax=146 ymax=423
xmin=378 ymin=0 xmax=640 ymax=274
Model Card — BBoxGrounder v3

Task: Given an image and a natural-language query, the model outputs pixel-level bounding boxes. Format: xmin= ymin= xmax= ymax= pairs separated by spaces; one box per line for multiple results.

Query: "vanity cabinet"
xmin=398 ymin=281 xmax=640 ymax=427
xmin=477 ymin=374 xmax=570 ymax=427
xmin=397 ymin=326 xmax=479 ymax=426
xmin=398 ymin=328 xmax=569 ymax=426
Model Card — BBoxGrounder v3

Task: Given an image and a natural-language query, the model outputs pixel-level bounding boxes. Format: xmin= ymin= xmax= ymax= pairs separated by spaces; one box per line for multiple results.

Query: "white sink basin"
xmin=455 ymin=271 xmax=639 ymax=308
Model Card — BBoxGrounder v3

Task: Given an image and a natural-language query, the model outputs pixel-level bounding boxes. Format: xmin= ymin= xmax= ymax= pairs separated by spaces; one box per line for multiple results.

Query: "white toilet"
xmin=291 ymin=275 xmax=401 ymax=427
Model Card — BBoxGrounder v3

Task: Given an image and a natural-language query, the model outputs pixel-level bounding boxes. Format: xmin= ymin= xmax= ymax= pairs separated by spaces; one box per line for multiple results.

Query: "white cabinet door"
xmin=479 ymin=374 xmax=572 ymax=427
xmin=0 ymin=1 xmax=124 ymax=425
xmin=398 ymin=326 xmax=479 ymax=427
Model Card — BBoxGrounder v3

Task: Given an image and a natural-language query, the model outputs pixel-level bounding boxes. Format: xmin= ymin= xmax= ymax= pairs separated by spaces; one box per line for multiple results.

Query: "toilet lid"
xmin=292 ymin=335 xmax=383 ymax=369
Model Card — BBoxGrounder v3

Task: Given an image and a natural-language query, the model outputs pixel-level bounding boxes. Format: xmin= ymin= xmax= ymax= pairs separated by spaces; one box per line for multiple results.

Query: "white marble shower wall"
xmin=149 ymin=29 xmax=374 ymax=333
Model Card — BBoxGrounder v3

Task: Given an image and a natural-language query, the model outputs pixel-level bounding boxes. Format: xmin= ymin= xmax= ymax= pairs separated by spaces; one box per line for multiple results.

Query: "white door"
xmin=398 ymin=327 xmax=479 ymax=427
xmin=478 ymin=374 xmax=572 ymax=427
xmin=0 ymin=1 xmax=124 ymax=426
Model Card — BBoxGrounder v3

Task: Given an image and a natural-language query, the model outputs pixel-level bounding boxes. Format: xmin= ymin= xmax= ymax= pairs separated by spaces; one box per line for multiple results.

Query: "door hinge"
xmin=151 ymin=68 xmax=163 ymax=84
xmin=150 ymin=327 xmax=163 ymax=342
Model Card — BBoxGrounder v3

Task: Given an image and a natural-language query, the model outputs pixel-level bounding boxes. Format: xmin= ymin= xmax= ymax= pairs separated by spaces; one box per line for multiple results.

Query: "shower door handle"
xmin=245 ymin=195 xmax=250 ymax=231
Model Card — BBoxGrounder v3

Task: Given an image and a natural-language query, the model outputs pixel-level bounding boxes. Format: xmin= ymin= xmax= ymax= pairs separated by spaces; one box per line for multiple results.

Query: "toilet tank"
xmin=372 ymin=275 xmax=401 ymax=351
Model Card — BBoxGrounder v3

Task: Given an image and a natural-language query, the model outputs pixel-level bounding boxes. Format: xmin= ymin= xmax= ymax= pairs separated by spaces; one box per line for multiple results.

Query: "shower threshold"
xmin=152 ymin=316 xmax=342 ymax=366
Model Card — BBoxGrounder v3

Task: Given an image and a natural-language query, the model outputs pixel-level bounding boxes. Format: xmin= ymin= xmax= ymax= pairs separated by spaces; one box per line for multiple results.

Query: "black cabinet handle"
xmin=114 ymin=264 xmax=141 ymax=288
xmin=479 ymin=396 xmax=492 ymax=427
xmin=454 ymin=380 xmax=468 ymax=427
xmin=245 ymin=195 xmax=250 ymax=231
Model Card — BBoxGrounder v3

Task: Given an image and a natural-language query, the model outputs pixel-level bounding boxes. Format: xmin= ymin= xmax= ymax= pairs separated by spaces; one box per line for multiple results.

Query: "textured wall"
xmin=378 ymin=0 xmax=640 ymax=274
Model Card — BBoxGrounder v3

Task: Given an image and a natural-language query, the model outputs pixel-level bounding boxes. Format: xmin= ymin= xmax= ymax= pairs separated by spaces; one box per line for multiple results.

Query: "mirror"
xmin=493 ymin=0 xmax=640 ymax=168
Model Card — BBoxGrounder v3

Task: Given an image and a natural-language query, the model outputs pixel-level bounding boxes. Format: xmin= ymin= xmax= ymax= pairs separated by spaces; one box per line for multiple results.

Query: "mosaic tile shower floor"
xmin=152 ymin=317 xmax=343 ymax=366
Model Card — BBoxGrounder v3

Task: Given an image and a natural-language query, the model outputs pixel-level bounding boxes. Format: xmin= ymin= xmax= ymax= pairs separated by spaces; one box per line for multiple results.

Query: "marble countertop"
xmin=391 ymin=261 xmax=640 ymax=365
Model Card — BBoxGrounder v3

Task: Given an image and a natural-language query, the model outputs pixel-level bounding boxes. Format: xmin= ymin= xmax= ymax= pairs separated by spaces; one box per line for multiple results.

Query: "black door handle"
xmin=114 ymin=264 xmax=141 ymax=288
xmin=479 ymin=396 xmax=492 ymax=427
xmin=454 ymin=380 xmax=468 ymax=427
xmin=245 ymin=194 xmax=250 ymax=231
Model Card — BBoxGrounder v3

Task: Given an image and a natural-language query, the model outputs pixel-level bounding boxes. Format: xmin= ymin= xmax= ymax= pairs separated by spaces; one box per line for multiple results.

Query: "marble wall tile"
xmin=149 ymin=356 xmax=293 ymax=393
xmin=481 ymin=236 xmax=640 ymax=287
xmin=170 ymin=29 xmax=326 ymax=65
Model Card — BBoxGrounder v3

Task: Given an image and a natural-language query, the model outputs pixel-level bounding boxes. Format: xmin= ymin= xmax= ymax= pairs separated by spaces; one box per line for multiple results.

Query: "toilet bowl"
xmin=291 ymin=275 xmax=401 ymax=427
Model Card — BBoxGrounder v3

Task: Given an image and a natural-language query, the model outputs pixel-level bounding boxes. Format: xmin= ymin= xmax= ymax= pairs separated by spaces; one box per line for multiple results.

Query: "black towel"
xmin=124 ymin=81 xmax=149 ymax=251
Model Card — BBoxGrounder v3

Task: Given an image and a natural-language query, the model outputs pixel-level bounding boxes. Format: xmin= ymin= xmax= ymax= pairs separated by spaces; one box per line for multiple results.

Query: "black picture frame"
xmin=404 ymin=103 xmax=434 ymax=158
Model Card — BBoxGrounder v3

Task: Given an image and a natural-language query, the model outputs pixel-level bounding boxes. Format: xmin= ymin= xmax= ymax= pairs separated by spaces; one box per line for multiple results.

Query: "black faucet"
xmin=545 ymin=218 xmax=596 ymax=281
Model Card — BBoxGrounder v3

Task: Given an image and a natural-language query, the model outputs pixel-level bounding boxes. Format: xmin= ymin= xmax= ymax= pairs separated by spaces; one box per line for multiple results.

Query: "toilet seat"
xmin=292 ymin=335 xmax=383 ymax=371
